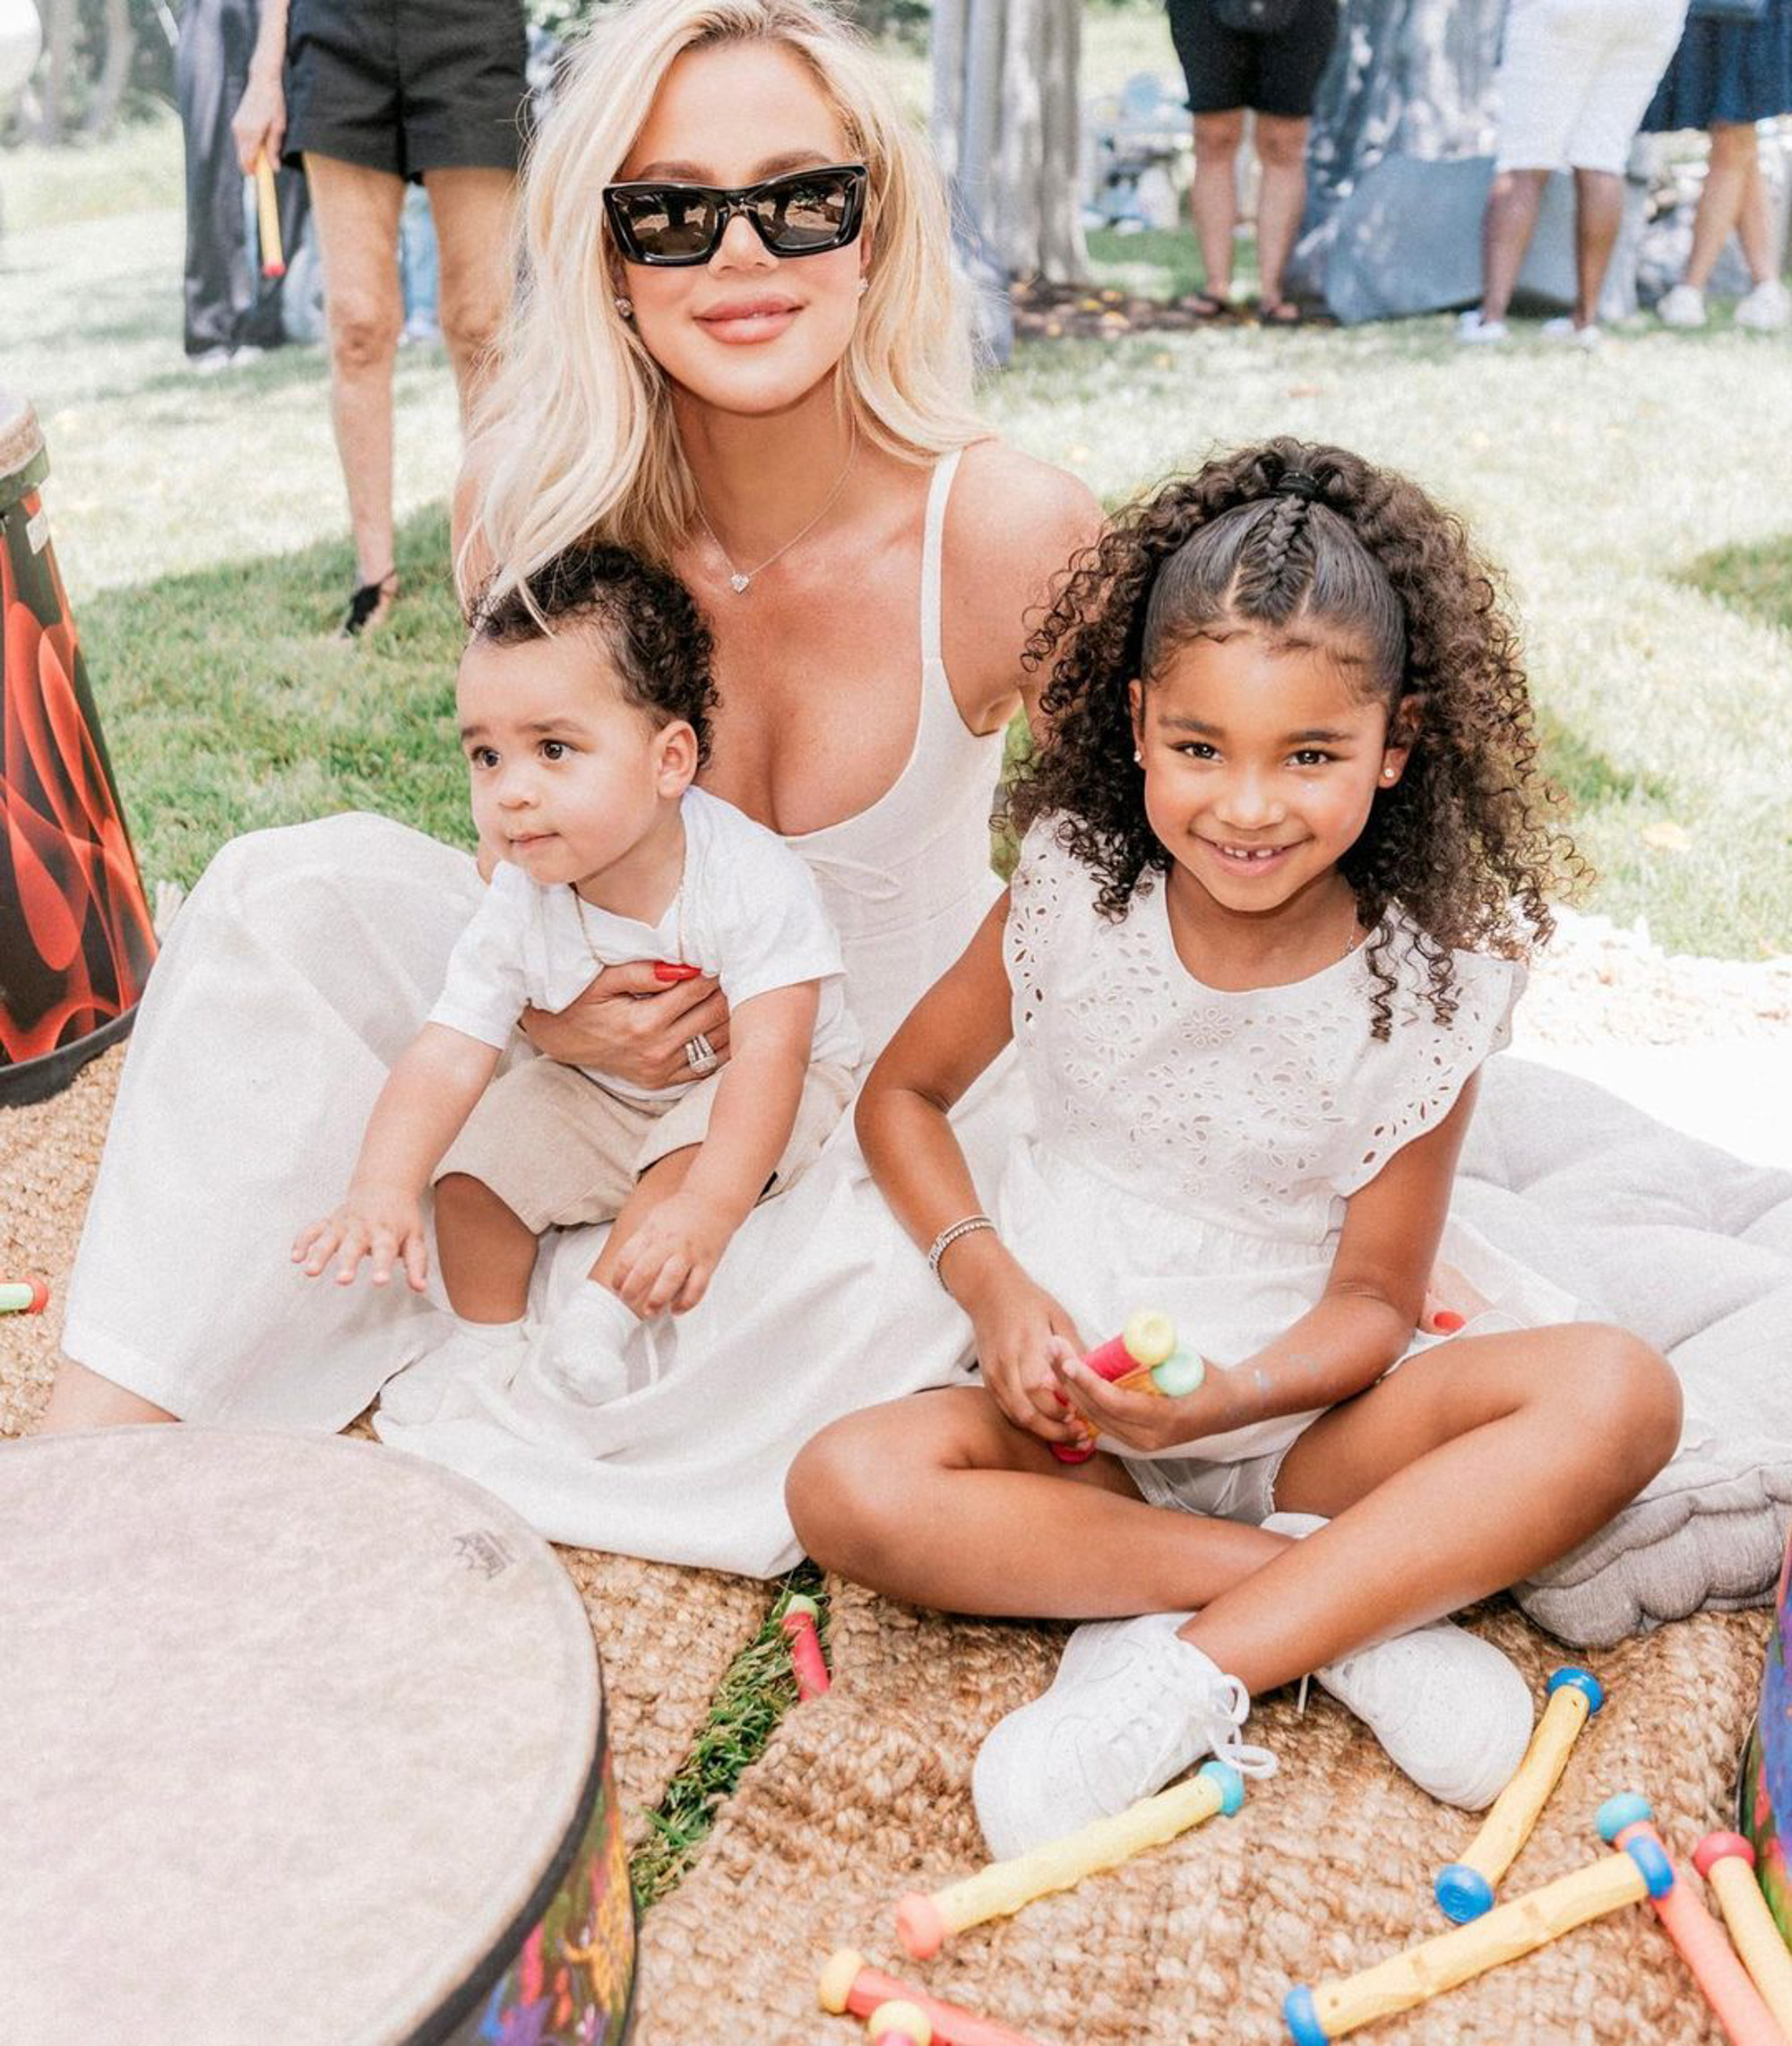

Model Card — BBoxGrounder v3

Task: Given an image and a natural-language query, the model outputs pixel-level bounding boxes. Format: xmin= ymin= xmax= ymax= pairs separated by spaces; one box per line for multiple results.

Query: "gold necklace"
xmin=691 ymin=426 xmax=858 ymax=594
xmin=571 ymin=882 xmax=688 ymax=971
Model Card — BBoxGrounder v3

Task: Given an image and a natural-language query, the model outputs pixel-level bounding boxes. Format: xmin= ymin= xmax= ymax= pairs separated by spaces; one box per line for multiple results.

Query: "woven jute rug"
xmin=635 ymin=1576 xmax=1770 ymax=2045
xmin=0 ymin=1045 xmax=770 ymax=1843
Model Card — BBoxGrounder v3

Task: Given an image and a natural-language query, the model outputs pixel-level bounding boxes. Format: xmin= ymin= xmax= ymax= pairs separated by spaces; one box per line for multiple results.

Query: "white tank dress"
xmin=996 ymin=822 xmax=1581 ymax=1485
xmin=61 ymin=452 xmax=1011 ymax=1576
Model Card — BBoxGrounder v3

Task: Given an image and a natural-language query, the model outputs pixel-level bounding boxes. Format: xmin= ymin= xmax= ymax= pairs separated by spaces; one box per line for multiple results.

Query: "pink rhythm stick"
xmin=780 ymin=1593 xmax=830 ymax=1701
xmin=1053 ymin=1308 xmax=1205 ymax=1463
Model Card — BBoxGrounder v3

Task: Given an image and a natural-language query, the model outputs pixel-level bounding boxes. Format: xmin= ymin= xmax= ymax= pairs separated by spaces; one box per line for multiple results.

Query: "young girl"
xmin=787 ymin=439 xmax=1683 ymax=1859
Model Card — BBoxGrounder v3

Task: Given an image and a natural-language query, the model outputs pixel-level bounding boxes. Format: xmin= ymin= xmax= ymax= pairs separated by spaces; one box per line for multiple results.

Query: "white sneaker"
xmin=971 ymin=1612 xmax=1275 ymax=1861
xmin=1455 ymin=308 xmax=1510 ymax=346
xmin=1540 ymin=315 xmax=1601 ymax=350
xmin=1735 ymin=279 xmax=1791 ymax=332
xmin=1656 ymin=283 xmax=1708 ymax=330
xmin=1264 ymin=1512 xmax=1533 ymax=1809
xmin=379 ymin=1319 xmax=530 ymax=1426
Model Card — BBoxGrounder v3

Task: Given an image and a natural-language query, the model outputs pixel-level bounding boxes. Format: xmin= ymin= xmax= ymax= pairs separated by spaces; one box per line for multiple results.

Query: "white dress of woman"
xmin=61 ymin=452 xmax=1014 ymax=1574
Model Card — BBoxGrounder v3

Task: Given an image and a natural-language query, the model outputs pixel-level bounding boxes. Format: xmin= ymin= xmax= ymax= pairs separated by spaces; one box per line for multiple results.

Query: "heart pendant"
xmin=729 ymin=573 xmax=750 ymax=593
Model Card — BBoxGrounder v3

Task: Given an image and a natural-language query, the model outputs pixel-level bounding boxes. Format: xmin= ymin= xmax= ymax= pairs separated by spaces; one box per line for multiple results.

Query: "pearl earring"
xmin=614 ymin=295 xmax=634 ymax=320
xmin=1382 ymin=767 xmax=1397 ymax=782
xmin=1133 ymin=749 xmax=1143 ymax=764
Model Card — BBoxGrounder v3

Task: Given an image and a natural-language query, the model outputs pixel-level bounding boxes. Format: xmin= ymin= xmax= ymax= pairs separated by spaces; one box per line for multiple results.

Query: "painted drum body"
xmin=1 ymin=1429 xmax=635 ymax=2044
xmin=1740 ymin=1530 xmax=1792 ymax=1948
xmin=0 ymin=394 xmax=156 ymax=1103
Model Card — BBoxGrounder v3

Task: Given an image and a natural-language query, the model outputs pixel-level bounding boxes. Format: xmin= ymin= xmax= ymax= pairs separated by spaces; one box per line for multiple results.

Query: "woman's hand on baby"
xmin=963 ymin=1265 xmax=1090 ymax=1444
xmin=1051 ymin=1350 xmax=1229 ymax=1456
xmin=607 ymin=1191 xmax=736 ymax=1317
xmin=521 ymin=963 xmax=731 ymax=1092
xmin=291 ymin=1184 xmax=429 ymax=1291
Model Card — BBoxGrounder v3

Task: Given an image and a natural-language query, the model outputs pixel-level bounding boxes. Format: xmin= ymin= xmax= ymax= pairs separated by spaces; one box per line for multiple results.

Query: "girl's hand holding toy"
xmin=291 ymin=1183 xmax=429 ymax=1291
xmin=1051 ymin=1308 xmax=1208 ymax=1461
xmin=956 ymin=1247 xmax=1088 ymax=1445
xmin=1053 ymin=1342 xmax=1222 ymax=1462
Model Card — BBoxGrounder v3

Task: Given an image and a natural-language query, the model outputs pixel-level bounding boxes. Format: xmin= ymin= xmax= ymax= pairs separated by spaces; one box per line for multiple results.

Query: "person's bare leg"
xmin=422 ymin=165 xmax=516 ymax=425
xmin=1252 ymin=113 xmax=1309 ymax=310
xmin=1176 ymin=1323 xmax=1680 ymax=1690
xmin=1571 ymin=166 xmax=1624 ymax=326
xmin=1735 ymin=146 xmax=1775 ymax=285
xmin=36 ymin=1357 xmax=176 ymax=1434
xmin=304 ymin=152 xmax=405 ymax=600
xmin=790 ymin=1386 xmax=1288 ymax=1618
xmin=1480 ymin=168 xmax=1550 ymax=323
xmin=1684 ymin=122 xmax=1753 ymax=290
xmin=1191 ymin=110 xmax=1246 ymax=302
xmin=791 ymin=1323 xmax=1679 ymax=1694
xmin=434 ymin=1171 xmax=537 ymax=1321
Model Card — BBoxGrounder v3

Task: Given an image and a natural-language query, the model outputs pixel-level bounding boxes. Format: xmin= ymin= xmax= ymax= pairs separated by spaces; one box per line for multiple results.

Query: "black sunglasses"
xmin=602 ymin=162 xmax=868 ymax=267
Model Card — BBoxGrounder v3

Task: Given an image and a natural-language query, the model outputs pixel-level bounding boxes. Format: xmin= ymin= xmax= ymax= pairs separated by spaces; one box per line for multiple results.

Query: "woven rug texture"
xmin=0 ymin=1047 xmax=771 ymax=1843
xmin=635 ymin=1576 xmax=1770 ymax=2045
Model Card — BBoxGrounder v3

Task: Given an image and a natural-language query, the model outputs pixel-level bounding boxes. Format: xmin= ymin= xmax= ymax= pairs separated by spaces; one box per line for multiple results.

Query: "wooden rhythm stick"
xmin=780 ymin=1593 xmax=830 ymax=1702
xmin=867 ymin=2002 xmax=934 ymax=2046
xmin=1053 ymin=1308 xmax=1204 ymax=1463
xmin=1283 ymin=1837 xmax=1672 ymax=2043
xmin=818 ymin=1949 xmax=1048 ymax=2046
xmin=1434 ymin=1666 xmax=1604 ymax=1921
xmin=1694 ymin=1834 xmax=1792 ymax=2039
xmin=1598 ymin=1797 xmax=1788 ymax=2046
xmin=0 ymin=1278 xmax=48 ymax=1315
xmin=895 ymin=1759 xmax=1244 ymax=1959
xmin=253 ymin=151 xmax=285 ymax=278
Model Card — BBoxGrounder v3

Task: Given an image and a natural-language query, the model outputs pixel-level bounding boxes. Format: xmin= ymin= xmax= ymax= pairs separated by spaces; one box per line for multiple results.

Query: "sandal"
xmin=337 ymin=569 xmax=399 ymax=641
xmin=1177 ymin=290 xmax=1233 ymax=321
xmin=1256 ymin=298 xmax=1305 ymax=327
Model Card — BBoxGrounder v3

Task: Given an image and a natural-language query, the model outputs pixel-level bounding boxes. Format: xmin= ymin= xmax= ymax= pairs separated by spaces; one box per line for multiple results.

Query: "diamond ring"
xmin=684 ymin=1032 xmax=719 ymax=1075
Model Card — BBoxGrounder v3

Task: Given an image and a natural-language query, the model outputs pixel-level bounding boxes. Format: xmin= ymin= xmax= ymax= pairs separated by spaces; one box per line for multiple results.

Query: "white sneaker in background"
xmin=1735 ymin=279 xmax=1791 ymax=332
xmin=1262 ymin=1511 xmax=1534 ymax=1809
xmin=970 ymin=1610 xmax=1275 ymax=1860
xmin=1455 ymin=308 xmax=1510 ymax=346
xmin=1656 ymin=283 xmax=1708 ymax=329
xmin=1541 ymin=316 xmax=1601 ymax=349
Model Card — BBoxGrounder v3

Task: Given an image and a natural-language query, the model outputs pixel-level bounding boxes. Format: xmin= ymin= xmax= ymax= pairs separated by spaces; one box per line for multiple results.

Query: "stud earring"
xmin=857 ymin=278 xmax=870 ymax=298
xmin=1133 ymin=749 xmax=1143 ymax=764
xmin=614 ymin=295 xmax=634 ymax=320
xmin=1382 ymin=765 xmax=1397 ymax=781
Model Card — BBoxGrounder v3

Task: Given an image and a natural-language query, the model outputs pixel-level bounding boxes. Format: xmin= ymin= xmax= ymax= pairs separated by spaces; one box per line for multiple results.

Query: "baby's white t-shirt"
xmin=428 ymin=785 xmax=861 ymax=1101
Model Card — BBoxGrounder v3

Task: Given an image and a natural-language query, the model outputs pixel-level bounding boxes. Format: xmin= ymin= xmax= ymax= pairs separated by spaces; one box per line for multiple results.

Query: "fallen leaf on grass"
xmin=1641 ymin=821 xmax=1693 ymax=851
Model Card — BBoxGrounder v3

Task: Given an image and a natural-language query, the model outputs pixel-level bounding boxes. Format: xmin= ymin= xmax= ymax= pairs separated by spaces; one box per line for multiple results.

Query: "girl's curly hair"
xmin=1009 ymin=438 xmax=1585 ymax=1038
xmin=470 ymin=543 xmax=719 ymax=767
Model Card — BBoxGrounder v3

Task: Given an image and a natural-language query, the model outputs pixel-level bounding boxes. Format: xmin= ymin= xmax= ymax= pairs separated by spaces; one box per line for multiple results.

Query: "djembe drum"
xmin=1741 ymin=1530 xmax=1792 ymax=1945
xmin=3 ymin=1429 xmax=635 ymax=2044
xmin=0 ymin=393 xmax=156 ymax=1104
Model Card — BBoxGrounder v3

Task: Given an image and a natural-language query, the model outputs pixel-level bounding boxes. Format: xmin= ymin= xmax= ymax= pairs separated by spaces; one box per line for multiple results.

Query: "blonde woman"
xmin=44 ymin=0 xmax=1098 ymax=1574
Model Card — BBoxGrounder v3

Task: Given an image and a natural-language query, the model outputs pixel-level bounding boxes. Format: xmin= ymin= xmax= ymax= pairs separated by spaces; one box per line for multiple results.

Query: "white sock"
xmin=557 ymin=1282 xmax=637 ymax=1342
xmin=455 ymin=1313 xmax=527 ymax=1348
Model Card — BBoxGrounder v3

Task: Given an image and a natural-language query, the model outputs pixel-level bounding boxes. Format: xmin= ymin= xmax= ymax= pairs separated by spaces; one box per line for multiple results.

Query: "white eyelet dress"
xmin=62 ymin=451 xmax=1011 ymax=1575
xmin=997 ymin=822 xmax=1582 ymax=1494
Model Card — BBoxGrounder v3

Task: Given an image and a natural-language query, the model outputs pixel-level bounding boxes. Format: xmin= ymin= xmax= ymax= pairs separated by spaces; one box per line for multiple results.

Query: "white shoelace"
xmin=1202 ymin=1674 xmax=1279 ymax=1780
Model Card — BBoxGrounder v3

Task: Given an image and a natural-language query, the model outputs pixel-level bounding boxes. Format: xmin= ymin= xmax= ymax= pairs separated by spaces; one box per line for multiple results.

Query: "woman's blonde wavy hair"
xmin=461 ymin=0 xmax=983 ymax=609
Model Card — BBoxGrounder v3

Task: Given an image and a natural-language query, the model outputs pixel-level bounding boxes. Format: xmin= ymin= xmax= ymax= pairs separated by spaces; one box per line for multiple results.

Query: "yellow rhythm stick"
xmin=1694 ymin=1834 xmax=1792 ymax=2038
xmin=1434 ymin=1666 xmax=1604 ymax=1921
xmin=894 ymin=1758 xmax=1244 ymax=1960
xmin=1283 ymin=1837 xmax=1674 ymax=2043
xmin=866 ymin=2003 xmax=934 ymax=2046
xmin=254 ymin=151 xmax=285 ymax=278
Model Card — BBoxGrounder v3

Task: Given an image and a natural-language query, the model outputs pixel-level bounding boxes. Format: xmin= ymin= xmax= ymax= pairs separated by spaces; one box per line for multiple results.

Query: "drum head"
xmin=3 ymin=1428 xmax=606 ymax=2043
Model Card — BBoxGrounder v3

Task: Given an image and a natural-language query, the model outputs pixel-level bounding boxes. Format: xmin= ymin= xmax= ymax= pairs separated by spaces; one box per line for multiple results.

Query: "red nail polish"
xmin=1434 ymin=1309 xmax=1466 ymax=1333
xmin=653 ymin=960 xmax=702 ymax=982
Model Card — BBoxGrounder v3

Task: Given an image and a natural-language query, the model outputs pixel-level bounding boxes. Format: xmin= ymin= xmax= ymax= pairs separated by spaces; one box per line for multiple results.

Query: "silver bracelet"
xmin=926 ymin=1213 xmax=996 ymax=1287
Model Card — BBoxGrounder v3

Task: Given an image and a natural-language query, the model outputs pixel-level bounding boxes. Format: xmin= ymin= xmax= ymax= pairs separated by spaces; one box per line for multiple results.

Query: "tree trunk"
xmin=933 ymin=0 xmax=1087 ymax=285
xmin=36 ymin=0 xmax=76 ymax=143
xmin=82 ymin=0 xmax=136 ymax=139
xmin=1286 ymin=0 xmax=1505 ymax=296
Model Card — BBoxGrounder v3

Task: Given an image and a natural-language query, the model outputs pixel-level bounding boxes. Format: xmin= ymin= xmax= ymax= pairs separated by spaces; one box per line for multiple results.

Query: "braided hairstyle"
xmin=1009 ymin=438 xmax=1584 ymax=1038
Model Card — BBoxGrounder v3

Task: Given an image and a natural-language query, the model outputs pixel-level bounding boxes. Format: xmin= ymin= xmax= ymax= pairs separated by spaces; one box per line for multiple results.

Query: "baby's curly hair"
xmin=1009 ymin=438 xmax=1584 ymax=1038
xmin=470 ymin=543 xmax=719 ymax=766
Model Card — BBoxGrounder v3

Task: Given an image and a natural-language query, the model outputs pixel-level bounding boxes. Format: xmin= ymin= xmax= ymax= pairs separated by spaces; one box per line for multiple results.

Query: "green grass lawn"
xmin=5 ymin=91 xmax=1790 ymax=957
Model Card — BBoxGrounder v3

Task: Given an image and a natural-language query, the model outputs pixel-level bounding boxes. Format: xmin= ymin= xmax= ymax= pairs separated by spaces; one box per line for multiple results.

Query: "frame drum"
xmin=0 ymin=393 xmax=157 ymax=1104
xmin=3 ymin=1429 xmax=635 ymax=2043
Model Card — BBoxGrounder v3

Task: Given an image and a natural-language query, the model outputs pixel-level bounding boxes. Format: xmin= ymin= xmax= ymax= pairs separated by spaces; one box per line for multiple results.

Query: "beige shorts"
xmin=435 ymin=1055 xmax=856 ymax=1234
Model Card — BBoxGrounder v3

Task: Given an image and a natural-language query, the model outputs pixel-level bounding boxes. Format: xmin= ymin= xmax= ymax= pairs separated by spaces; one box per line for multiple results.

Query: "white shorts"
xmin=1495 ymin=0 xmax=1688 ymax=176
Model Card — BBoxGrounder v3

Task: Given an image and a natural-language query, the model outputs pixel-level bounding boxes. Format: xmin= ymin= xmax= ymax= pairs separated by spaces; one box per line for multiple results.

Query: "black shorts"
xmin=1166 ymin=0 xmax=1341 ymax=119
xmin=283 ymin=0 xmax=530 ymax=183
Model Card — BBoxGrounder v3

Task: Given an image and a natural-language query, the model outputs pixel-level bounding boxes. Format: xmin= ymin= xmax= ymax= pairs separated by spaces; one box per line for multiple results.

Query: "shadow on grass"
xmin=82 ymin=504 xmax=474 ymax=889
xmin=1683 ymin=531 xmax=1792 ymax=639
xmin=1537 ymin=708 xmax=1669 ymax=812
